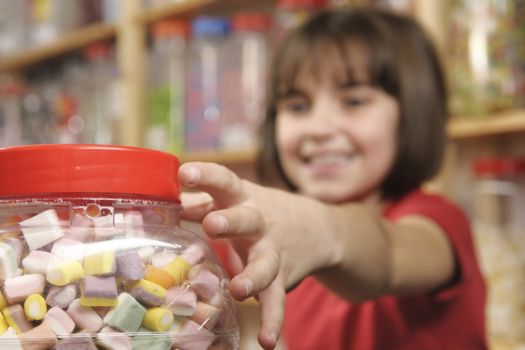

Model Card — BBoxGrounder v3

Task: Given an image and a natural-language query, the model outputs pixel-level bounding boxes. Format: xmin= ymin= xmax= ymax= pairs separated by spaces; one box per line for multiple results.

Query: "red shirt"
xmin=284 ymin=190 xmax=487 ymax=350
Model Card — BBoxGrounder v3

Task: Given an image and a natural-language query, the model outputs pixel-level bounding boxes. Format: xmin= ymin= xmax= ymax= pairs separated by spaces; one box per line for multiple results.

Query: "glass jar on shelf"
xmin=471 ymin=157 xmax=525 ymax=347
xmin=185 ymin=16 xmax=230 ymax=152
xmin=220 ymin=12 xmax=271 ymax=151
xmin=448 ymin=0 xmax=525 ymax=117
xmin=147 ymin=19 xmax=188 ymax=154
xmin=80 ymin=41 xmax=121 ymax=145
xmin=0 ymin=79 xmax=24 ymax=147
xmin=272 ymin=0 xmax=328 ymax=46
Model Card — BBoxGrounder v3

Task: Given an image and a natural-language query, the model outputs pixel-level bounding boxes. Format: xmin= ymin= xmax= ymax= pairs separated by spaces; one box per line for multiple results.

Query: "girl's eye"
xmin=342 ymin=95 xmax=369 ymax=108
xmin=279 ymin=97 xmax=309 ymax=113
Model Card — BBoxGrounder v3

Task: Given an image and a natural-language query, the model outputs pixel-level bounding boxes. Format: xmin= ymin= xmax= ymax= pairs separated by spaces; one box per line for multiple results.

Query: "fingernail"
xmin=243 ymin=279 xmax=253 ymax=296
xmin=185 ymin=166 xmax=200 ymax=185
xmin=216 ymin=215 xmax=229 ymax=234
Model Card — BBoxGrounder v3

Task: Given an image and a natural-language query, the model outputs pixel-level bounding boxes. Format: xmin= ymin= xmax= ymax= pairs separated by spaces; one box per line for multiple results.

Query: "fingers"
xmin=201 ymin=206 xmax=264 ymax=239
xmin=179 ymin=162 xmax=247 ymax=207
xmin=179 ymin=192 xmax=214 ymax=222
xmin=229 ymin=248 xmax=280 ymax=300
xmin=257 ymin=282 xmax=286 ymax=350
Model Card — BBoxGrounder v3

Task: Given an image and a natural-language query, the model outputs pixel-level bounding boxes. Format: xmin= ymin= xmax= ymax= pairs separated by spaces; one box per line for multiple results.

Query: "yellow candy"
xmin=161 ymin=256 xmax=191 ymax=285
xmin=0 ymin=312 xmax=7 ymax=335
xmin=84 ymin=251 xmax=115 ymax=276
xmin=46 ymin=260 xmax=84 ymax=286
xmin=0 ymin=290 xmax=7 ymax=309
xmin=24 ymin=294 xmax=47 ymax=321
xmin=131 ymin=279 xmax=167 ymax=301
xmin=2 ymin=305 xmax=29 ymax=334
xmin=79 ymin=296 xmax=118 ymax=307
xmin=142 ymin=307 xmax=174 ymax=332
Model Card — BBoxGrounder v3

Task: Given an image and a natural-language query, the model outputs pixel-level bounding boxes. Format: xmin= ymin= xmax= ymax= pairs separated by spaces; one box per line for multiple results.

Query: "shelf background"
xmin=0 ymin=0 xmax=523 ymax=168
xmin=0 ymin=23 xmax=116 ymax=72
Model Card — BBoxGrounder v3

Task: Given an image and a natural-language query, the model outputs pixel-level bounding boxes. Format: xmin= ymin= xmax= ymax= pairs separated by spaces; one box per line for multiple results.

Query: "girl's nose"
xmin=304 ymin=101 xmax=340 ymax=139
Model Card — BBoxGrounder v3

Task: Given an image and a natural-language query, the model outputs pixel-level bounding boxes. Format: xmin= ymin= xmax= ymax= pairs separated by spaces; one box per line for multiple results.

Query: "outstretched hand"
xmin=178 ymin=162 xmax=340 ymax=349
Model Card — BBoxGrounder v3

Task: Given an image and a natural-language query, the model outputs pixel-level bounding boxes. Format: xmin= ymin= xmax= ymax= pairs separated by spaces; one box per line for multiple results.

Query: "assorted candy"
xmin=0 ymin=205 xmax=238 ymax=350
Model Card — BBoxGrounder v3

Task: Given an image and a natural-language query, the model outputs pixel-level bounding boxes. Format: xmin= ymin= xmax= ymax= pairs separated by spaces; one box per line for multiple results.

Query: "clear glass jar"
xmin=147 ymin=19 xmax=188 ymax=154
xmin=448 ymin=0 xmax=525 ymax=116
xmin=0 ymin=145 xmax=239 ymax=349
xmin=471 ymin=157 xmax=525 ymax=347
xmin=185 ymin=16 xmax=230 ymax=152
xmin=220 ymin=13 xmax=271 ymax=151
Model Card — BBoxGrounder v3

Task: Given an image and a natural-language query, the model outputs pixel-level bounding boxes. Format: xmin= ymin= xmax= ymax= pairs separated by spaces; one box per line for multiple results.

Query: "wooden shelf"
xmin=137 ymin=0 xmax=217 ymax=24
xmin=0 ymin=22 xmax=117 ymax=73
xmin=448 ymin=109 xmax=525 ymax=139
xmin=137 ymin=0 xmax=275 ymax=24
xmin=180 ymin=148 xmax=257 ymax=164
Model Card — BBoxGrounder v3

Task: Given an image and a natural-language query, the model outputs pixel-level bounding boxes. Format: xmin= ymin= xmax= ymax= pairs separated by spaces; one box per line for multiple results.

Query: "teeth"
xmin=308 ymin=154 xmax=350 ymax=165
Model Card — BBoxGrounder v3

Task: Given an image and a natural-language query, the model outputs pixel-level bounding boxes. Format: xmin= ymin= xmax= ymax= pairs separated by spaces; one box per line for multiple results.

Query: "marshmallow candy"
xmin=19 ymin=209 xmax=64 ymax=251
xmin=21 ymin=250 xmax=56 ymax=274
xmin=144 ymin=265 xmax=175 ymax=289
xmin=0 ymin=242 xmax=18 ymax=280
xmin=45 ymin=285 xmax=78 ymax=309
xmin=103 ymin=293 xmax=146 ymax=333
xmin=46 ymin=260 xmax=84 ymax=286
xmin=43 ymin=307 xmax=75 ymax=335
xmin=19 ymin=321 xmax=57 ymax=350
xmin=84 ymin=251 xmax=116 ymax=276
xmin=66 ymin=299 xmax=103 ymax=332
xmin=162 ymin=256 xmax=191 ymax=285
xmin=24 ymin=294 xmax=47 ymax=321
xmin=3 ymin=274 xmax=46 ymax=304
xmin=3 ymin=304 xmax=33 ymax=334
xmin=142 ymin=307 xmax=174 ymax=332
xmin=96 ymin=326 xmax=132 ymax=350
xmin=163 ymin=286 xmax=197 ymax=317
xmin=80 ymin=276 xmax=118 ymax=307
xmin=129 ymin=279 xmax=167 ymax=307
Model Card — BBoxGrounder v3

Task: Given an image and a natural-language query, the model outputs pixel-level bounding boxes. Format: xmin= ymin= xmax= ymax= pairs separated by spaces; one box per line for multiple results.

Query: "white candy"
xmin=123 ymin=211 xmax=146 ymax=238
xmin=0 ymin=242 xmax=18 ymax=280
xmin=151 ymin=249 xmax=177 ymax=268
xmin=22 ymin=250 xmax=57 ymax=274
xmin=96 ymin=326 xmax=133 ymax=350
xmin=3 ymin=238 xmax=24 ymax=265
xmin=19 ymin=209 xmax=64 ymax=250
xmin=137 ymin=247 xmax=156 ymax=263
xmin=51 ymin=238 xmax=85 ymax=261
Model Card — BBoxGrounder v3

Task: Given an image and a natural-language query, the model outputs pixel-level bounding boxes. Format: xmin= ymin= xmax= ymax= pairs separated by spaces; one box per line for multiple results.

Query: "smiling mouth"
xmin=301 ymin=153 xmax=355 ymax=177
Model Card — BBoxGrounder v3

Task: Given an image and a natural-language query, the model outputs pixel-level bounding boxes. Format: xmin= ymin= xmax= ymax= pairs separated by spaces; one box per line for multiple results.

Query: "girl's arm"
xmin=178 ymin=162 xmax=456 ymax=349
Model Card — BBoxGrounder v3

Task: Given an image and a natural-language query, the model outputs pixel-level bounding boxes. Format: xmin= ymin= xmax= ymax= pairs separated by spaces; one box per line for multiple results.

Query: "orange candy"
xmin=144 ymin=266 xmax=175 ymax=290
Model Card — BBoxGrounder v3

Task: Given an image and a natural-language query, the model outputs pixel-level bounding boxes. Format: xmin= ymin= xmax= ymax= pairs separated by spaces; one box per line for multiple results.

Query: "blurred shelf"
xmin=0 ymin=22 xmax=117 ymax=73
xmin=180 ymin=148 xmax=257 ymax=164
xmin=448 ymin=109 xmax=525 ymax=139
xmin=137 ymin=0 xmax=275 ymax=24
xmin=137 ymin=0 xmax=217 ymax=23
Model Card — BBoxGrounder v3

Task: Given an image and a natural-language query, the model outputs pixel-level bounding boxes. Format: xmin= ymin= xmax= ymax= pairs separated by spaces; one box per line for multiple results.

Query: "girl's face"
xmin=275 ymin=69 xmax=400 ymax=204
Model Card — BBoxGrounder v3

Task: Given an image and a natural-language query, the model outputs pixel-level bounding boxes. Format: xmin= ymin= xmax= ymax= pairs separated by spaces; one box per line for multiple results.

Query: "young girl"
xmin=179 ymin=8 xmax=487 ymax=350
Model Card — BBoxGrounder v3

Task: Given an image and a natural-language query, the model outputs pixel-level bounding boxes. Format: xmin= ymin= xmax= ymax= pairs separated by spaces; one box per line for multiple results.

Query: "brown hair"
xmin=257 ymin=8 xmax=448 ymax=200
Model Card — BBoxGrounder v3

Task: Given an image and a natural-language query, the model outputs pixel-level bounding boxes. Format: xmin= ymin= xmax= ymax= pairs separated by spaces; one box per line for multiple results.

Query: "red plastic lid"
xmin=277 ymin=0 xmax=328 ymax=9
xmin=473 ymin=157 xmax=525 ymax=177
xmin=0 ymin=144 xmax=180 ymax=202
xmin=232 ymin=13 xmax=272 ymax=32
xmin=151 ymin=19 xmax=189 ymax=39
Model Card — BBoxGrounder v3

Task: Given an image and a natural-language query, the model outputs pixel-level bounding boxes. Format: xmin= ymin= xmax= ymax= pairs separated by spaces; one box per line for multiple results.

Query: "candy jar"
xmin=0 ymin=144 xmax=239 ymax=349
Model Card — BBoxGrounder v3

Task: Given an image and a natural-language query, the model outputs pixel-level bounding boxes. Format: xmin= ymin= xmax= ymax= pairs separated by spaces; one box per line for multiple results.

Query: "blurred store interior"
xmin=0 ymin=0 xmax=524 ymax=349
